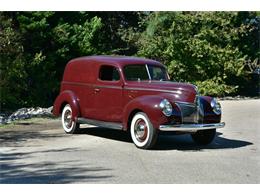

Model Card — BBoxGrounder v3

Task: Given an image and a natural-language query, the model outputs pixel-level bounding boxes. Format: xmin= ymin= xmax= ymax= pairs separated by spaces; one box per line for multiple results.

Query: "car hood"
xmin=124 ymin=81 xmax=198 ymax=103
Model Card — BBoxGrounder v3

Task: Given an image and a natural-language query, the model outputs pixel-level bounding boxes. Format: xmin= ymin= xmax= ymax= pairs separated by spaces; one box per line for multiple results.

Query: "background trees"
xmin=0 ymin=11 xmax=259 ymax=111
xmin=122 ymin=12 xmax=259 ymax=96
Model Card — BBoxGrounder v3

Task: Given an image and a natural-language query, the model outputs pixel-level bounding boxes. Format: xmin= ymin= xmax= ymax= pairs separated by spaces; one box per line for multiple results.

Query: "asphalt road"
xmin=0 ymin=99 xmax=260 ymax=183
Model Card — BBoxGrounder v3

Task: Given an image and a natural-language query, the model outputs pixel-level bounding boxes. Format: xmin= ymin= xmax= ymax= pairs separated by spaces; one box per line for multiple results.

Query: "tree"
xmin=1 ymin=11 xmax=259 ymax=111
xmin=0 ymin=11 xmax=143 ymax=110
xmin=123 ymin=12 xmax=259 ymax=96
xmin=1 ymin=12 xmax=104 ymax=110
xmin=0 ymin=12 xmax=26 ymax=110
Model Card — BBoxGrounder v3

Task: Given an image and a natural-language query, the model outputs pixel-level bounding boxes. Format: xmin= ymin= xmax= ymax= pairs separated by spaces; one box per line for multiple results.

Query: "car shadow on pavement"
xmin=78 ymin=127 xmax=253 ymax=151
xmin=78 ymin=127 xmax=132 ymax=143
xmin=154 ymin=132 xmax=253 ymax=150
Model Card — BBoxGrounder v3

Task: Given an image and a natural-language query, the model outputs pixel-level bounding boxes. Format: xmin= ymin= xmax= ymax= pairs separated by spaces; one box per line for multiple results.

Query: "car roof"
xmin=69 ymin=55 xmax=163 ymax=67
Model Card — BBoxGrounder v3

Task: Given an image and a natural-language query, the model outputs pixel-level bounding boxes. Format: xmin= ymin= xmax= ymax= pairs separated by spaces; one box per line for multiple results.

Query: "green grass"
xmin=0 ymin=117 xmax=58 ymax=128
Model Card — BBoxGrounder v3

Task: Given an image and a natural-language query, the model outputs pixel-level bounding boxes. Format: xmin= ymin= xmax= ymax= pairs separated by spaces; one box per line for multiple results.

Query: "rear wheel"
xmin=61 ymin=104 xmax=79 ymax=134
xmin=191 ymin=129 xmax=216 ymax=145
xmin=130 ymin=112 xmax=158 ymax=149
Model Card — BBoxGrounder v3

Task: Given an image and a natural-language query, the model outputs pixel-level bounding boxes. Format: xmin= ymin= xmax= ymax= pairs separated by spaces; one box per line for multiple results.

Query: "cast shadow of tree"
xmin=1 ymin=126 xmax=113 ymax=183
xmin=78 ymin=127 xmax=253 ymax=151
xmin=0 ymin=129 xmax=67 ymax=147
xmin=0 ymin=148 xmax=113 ymax=184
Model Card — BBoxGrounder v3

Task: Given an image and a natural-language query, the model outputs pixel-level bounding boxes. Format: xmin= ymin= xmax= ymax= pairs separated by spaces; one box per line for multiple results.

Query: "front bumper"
xmin=159 ymin=122 xmax=225 ymax=132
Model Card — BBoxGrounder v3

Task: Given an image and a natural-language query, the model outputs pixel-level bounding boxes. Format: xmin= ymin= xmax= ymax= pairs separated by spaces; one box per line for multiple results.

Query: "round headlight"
xmin=210 ymin=98 xmax=221 ymax=115
xmin=159 ymin=99 xmax=172 ymax=117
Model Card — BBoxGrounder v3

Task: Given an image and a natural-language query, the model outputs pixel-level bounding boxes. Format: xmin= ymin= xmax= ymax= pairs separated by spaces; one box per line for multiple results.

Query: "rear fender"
xmin=52 ymin=90 xmax=80 ymax=120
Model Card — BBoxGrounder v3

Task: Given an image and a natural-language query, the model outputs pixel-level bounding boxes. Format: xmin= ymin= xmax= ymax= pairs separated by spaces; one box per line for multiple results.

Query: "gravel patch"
xmin=0 ymin=106 xmax=54 ymax=124
xmin=218 ymin=96 xmax=259 ymax=101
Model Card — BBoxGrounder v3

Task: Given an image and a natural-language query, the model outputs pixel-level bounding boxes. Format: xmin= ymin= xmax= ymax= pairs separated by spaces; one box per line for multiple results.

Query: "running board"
xmin=77 ymin=117 xmax=123 ymax=130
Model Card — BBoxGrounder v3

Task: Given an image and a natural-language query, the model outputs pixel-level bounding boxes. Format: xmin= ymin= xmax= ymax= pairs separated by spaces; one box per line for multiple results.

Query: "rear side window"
xmin=99 ymin=65 xmax=120 ymax=81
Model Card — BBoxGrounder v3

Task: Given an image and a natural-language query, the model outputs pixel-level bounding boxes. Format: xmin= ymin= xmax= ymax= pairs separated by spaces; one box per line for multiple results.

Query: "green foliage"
xmin=37 ymin=13 xmax=103 ymax=105
xmin=0 ymin=11 xmax=143 ymax=111
xmin=123 ymin=12 xmax=259 ymax=96
xmin=195 ymin=79 xmax=238 ymax=97
xmin=0 ymin=11 xmax=259 ymax=111
xmin=0 ymin=13 xmax=27 ymax=110
xmin=0 ymin=12 xmax=104 ymax=110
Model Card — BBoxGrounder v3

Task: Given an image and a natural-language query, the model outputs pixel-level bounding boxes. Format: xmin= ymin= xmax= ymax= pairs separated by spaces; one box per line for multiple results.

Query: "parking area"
xmin=0 ymin=99 xmax=259 ymax=183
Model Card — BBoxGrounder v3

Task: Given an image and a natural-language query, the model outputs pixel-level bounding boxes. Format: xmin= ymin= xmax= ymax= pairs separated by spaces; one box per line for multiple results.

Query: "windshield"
xmin=123 ymin=64 xmax=169 ymax=81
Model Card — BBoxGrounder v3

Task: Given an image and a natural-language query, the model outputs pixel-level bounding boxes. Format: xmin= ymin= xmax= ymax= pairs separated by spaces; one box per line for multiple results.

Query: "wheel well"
xmin=60 ymin=101 xmax=69 ymax=114
xmin=127 ymin=109 xmax=142 ymax=131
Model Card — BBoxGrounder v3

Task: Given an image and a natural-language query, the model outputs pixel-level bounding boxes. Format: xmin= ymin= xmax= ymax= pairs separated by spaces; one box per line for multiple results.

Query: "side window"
xmin=99 ymin=65 xmax=120 ymax=81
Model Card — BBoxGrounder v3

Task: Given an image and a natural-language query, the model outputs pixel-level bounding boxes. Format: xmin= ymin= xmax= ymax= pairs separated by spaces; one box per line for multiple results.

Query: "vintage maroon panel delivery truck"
xmin=53 ymin=56 xmax=225 ymax=149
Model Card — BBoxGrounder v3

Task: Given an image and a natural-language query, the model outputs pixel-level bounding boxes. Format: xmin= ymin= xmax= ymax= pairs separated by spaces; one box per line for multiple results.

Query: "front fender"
xmin=52 ymin=90 xmax=80 ymax=120
xmin=200 ymin=96 xmax=221 ymax=123
xmin=123 ymin=95 xmax=169 ymax=130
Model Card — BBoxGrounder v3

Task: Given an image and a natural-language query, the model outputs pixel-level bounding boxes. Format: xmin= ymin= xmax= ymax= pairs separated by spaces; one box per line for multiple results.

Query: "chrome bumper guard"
xmin=159 ymin=122 xmax=225 ymax=132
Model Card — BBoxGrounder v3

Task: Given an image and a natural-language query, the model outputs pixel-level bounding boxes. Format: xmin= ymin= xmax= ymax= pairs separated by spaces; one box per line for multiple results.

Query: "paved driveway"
xmin=0 ymin=99 xmax=259 ymax=183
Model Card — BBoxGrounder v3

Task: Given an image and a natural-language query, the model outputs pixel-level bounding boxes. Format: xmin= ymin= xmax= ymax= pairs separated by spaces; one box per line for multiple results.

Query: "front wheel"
xmin=130 ymin=112 xmax=158 ymax=149
xmin=61 ymin=104 xmax=79 ymax=134
xmin=191 ymin=129 xmax=216 ymax=145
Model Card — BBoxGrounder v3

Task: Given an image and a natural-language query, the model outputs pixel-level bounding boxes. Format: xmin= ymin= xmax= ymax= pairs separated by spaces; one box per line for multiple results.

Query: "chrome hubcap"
xmin=64 ymin=109 xmax=72 ymax=129
xmin=134 ymin=119 xmax=148 ymax=142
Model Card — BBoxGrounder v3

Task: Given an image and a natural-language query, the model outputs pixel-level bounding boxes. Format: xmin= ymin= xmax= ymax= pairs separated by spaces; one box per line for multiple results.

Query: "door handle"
xmin=94 ymin=88 xmax=100 ymax=93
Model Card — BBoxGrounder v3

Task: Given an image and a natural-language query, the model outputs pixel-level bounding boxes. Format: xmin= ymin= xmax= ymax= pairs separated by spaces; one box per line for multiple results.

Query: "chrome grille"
xmin=176 ymin=102 xmax=199 ymax=124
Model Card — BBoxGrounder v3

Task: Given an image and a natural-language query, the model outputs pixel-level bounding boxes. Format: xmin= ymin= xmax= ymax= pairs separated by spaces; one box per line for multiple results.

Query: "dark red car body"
xmin=53 ymin=56 xmax=224 ymax=145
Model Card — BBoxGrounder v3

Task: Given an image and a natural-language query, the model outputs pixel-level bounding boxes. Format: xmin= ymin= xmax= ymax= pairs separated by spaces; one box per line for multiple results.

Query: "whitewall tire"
xmin=130 ymin=112 xmax=158 ymax=149
xmin=61 ymin=104 xmax=79 ymax=134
